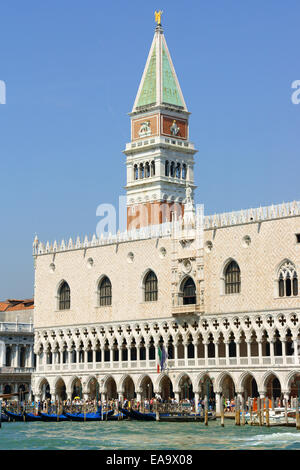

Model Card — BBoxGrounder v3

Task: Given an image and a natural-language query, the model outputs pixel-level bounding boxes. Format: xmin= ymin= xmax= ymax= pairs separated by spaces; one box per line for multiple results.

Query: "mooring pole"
xmin=241 ymin=396 xmax=245 ymax=426
xmin=204 ymin=395 xmax=208 ymax=426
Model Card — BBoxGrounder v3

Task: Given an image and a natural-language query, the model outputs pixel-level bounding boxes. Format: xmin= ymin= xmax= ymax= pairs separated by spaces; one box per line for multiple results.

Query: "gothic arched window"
xmin=144 ymin=271 xmax=158 ymax=302
xmin=225 ymin=261 xmax=241 ymax=294
xmin=59 ymin=281 xmax=71 ymax=310
xmin=170 ymin=162 xmax=175 ymax=177
xmin=99 ymin=276 xmax=112 ymax=306
xmin=176 ymin=163 xmax=181 ymax=178
xmin=182 ymin=164 xmax=187 ymax=179
xmin=165 ymin=160 xmax=169 ymax=176
xmin=278 ymin=261 xmax=298 ymax=297
xmin=134 ymin=164 xmax=138 ymax=180
xmin=182 ymin=277 xmax=196 ymax=305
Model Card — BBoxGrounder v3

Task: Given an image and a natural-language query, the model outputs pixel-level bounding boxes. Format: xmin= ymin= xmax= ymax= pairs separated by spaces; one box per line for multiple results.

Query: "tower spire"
xmin=132 ymin=16 xmax=187 ymax=114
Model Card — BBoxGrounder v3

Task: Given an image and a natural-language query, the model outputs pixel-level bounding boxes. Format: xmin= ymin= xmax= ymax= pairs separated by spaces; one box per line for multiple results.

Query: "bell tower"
xmin=124 ymin=14 xmax=197 ymax=230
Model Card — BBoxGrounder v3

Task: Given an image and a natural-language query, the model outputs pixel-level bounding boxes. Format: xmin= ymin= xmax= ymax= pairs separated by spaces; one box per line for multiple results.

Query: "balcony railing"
xmin=0 ymin=322 xmax=33 ymax=333
xmin=0 ymin=367 xmax=35 ymax=374
xmin=172 ymin=304 xmax=201 ymax=316
xmin=36 ymin=355 xmax=298 ymax=373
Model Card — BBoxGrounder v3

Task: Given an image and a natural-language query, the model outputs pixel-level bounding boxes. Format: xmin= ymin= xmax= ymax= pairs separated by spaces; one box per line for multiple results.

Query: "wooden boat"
xmin=39 ymin=411 xmax=68 ymax=422
xmin=4 ymin=410 xmax=41 ymax=422
xmin=64 ymin=409 xmax=114 ymax=421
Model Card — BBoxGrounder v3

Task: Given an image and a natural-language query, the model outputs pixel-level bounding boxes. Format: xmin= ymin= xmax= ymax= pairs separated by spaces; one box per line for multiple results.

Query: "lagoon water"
xmin=1 ymin=420 xmax=300 ymax=450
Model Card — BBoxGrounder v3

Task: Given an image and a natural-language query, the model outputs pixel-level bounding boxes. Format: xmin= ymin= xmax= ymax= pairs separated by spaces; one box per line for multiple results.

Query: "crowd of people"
xmin=1 ymin=394 xmax=290 ymax=415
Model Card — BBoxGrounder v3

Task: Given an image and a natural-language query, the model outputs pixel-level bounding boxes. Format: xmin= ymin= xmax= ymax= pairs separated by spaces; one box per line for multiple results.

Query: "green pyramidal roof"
xmin=136 ymin=45 xmax=156 ymax=108
xmin=133 ymin=27 xmax=187 ymax=112
xmin=162 ymin=42 xmax=184 ymax=108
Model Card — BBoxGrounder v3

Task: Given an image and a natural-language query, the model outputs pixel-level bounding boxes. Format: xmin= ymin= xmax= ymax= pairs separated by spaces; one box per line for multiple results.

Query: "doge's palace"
xmin=31 ymin=18 xmax=300 ymax=412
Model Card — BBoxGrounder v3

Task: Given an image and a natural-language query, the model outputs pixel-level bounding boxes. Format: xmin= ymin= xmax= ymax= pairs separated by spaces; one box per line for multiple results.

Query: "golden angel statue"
xmin=155 ymin=10 xmax=163 ymax=25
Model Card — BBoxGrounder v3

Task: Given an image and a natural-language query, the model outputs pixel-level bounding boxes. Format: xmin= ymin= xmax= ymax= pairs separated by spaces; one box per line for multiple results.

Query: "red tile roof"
xmin=0 ymin=299 xmax=34 ymax=312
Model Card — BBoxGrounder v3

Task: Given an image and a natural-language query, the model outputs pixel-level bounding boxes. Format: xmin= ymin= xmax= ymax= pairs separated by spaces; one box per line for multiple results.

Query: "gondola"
xmin=38 ymin=411 xmax=69 ymax=422
xmin=64 ymin=409 xmax=114 ymax=421
xmin=4 ymin=409 xmax=41 ymax=422
xmin=129 ymin=408 xmax=156 ymax=421
xmin=119 ymin=407 xmax=165 ymax=421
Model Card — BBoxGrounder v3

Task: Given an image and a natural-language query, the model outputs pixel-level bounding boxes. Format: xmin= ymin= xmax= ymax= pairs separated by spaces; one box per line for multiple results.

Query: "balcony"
xmin=172 ymin=304 xmax=201 ymax=316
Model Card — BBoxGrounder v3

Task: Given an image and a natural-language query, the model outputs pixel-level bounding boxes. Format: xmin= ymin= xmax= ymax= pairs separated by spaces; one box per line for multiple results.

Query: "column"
xmin=294 ymin=338 xmax=299 ymax=365
xmin=11 ymin=345 xmax=17 ymax=367
xmin=101 ymin=346 xmax=105 ymax=368
xmin=246 ymin=340 xmax=251 ymax=364
xmin=282 ymin=340 xmax=286 ymax=365
xmin=215 ymin=341 xmax=219 ymax=366
xmin=92 ymin=348 xmax=97 ymax=365
xmin=270 ymin=340 xmax=275 ymax=365
xmin=174 ymin=342 xmax=178 ymax=363
xmin=184 ymin=343 xmax=189 ymax=364
xmin=145 ymin=343 xmax=149 ymax=368
xmin=203 ymin=342 xmax=208 ymax=365
xmin=236 ymin=341 xmax=240 ymax=365
xmin=118 ymin=391 xmax=124 ymax=403
xmin=175 ymin=391 xmax=180 ymax=402
xmin=83 ymin=392 xmax=89 ymax=402
xmin=136 ymin=392 xmax=142 ymax=403
xmin=258 ymin=341 xmax=263 ymax=365
xmin=109 ymin=346 xmax=114 ymax=369
xmin=136 ymin=345 xmax=140 ymax=363
xmin=215 ymin=392 xmax=221 ymax=414
xmin=194 ymin=392 xmax=200 ymax=413
xmin=225 ymin=341 xmax=230 ymax=365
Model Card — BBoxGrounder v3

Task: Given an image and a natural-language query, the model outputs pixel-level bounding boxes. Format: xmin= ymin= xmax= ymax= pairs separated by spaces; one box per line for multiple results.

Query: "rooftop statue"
xmin=155 ymin=10 xmax=163 ymax=25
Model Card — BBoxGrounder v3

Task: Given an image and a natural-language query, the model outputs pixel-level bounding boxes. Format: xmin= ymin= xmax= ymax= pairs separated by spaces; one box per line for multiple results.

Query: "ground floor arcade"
xmin=32 ymin=368 xmax=300 ymax=412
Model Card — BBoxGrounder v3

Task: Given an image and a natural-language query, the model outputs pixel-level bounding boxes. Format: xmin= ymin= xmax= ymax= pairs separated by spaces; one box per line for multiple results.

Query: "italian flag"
xmin=157 ymin=345 xmax=162 ymax=373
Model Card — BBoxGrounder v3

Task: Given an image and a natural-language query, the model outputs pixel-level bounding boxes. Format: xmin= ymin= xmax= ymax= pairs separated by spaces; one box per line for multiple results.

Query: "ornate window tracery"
xmin=278 ymin=261 xmax=298 ymax=297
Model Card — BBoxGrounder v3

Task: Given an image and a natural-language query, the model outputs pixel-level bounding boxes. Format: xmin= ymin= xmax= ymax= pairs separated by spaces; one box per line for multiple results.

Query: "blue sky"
xmin=0 ymin=0 xmax=300 ymax=299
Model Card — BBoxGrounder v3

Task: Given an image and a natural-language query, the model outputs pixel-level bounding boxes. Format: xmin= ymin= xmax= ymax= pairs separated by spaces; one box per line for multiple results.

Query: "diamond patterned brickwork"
xmin=203 ymin=215 xmax=300 ymax=314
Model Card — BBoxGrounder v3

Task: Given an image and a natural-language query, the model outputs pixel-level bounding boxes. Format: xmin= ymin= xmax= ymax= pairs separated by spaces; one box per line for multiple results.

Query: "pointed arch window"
xmin=278 ymin=261 xmax=298 ymax=297
xmin=182 ymin=164 xmax=187 ymax=179
xmin=182 ymin=277 xmax=196 ymax=305
xmin=144 ymin=271 xmax=158 ymax=302
xmin=170 ymin=161 xmax=175 ymax=177
xmin=99 ymin=276 xmax=112 ymax=306
xmin=59 ymin=281 xmax=70 ymax=310
xmin=225 ymin=261 xmax=241 ymax=294
xmin=151 ymin=160 xmax=155 ymax=176
xmin=165 ymin=160 xmax=169 ymax=176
